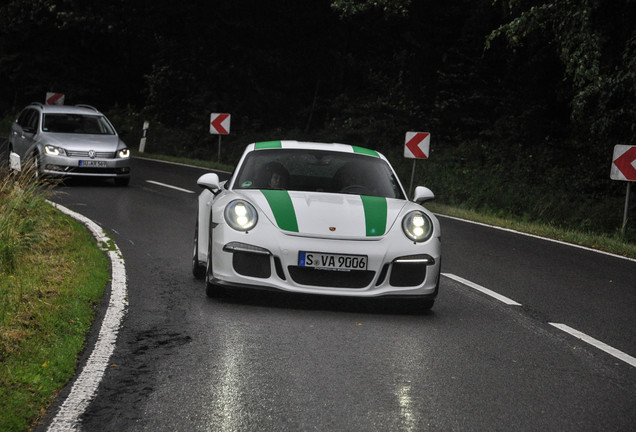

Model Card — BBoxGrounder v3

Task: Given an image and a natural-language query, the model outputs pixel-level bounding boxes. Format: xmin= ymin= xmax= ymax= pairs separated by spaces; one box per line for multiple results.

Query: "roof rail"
xmin=29 ymin=102 xmax=44 ymax=108
xmin=75 ymin=104 xmax=99 ymax=112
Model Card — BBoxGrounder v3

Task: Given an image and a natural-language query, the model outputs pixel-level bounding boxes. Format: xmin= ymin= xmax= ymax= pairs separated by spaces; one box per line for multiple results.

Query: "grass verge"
xmin=0 ymin=170 xmax=109 ymax=431
xmin=132 ymin=149 xmax=234 ymax=173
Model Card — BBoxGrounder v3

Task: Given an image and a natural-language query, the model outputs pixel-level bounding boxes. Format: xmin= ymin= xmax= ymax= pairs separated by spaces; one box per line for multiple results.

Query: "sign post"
xmin=210 ymin=113 xmax=231 ymax=161
xmin=404 ymin=132 xmax=431 ymax=198
xmin=610 ymin=145 xmax=636 ymax=236
xmin=139 ymin=121 xmax=150 ymax=153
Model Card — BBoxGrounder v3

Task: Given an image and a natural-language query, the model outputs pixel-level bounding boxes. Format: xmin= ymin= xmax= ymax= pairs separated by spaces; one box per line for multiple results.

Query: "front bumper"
xmin=209 ymin=220 xmax=441 ymax=298
xmin=41 ymin=153 xmax=131 ymax=178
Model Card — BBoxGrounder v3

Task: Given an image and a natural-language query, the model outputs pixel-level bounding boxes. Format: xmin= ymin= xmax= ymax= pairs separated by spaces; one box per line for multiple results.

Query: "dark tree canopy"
xmin=0 ymin=0 xmax=633 ymax=237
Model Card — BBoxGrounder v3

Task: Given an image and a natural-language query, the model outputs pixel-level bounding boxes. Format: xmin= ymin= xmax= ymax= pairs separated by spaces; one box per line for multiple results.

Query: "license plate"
xmin=299 ymin=251 xmax=367 ymax=271
xmin=79 ymin=160 xmax=107 ymax=168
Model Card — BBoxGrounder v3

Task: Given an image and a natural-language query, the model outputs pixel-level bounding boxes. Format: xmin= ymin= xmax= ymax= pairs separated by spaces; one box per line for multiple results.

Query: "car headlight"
xmin=118 ymin=148 xmax=130 ymax=158
xmin=44 ymin=145 xmax=66 ymax=156
xmin=224 ymin=200 xmax=258 ymax=232
xmin=402 ymin=210 xmax=433 ymax=242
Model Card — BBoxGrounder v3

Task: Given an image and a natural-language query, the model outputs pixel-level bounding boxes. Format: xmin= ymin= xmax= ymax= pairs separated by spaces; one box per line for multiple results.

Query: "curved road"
xmin=39 ymin=157 xmax=636 ymax=431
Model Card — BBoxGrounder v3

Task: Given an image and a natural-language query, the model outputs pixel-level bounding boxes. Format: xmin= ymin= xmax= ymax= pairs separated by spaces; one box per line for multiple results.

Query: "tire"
xmin=32 ymin=151 xmax=42 ymax=179
xmin=205 ymin=230 xmax=224 ymax=298
xmin=192 ymin=219 xmax=206 ymax=279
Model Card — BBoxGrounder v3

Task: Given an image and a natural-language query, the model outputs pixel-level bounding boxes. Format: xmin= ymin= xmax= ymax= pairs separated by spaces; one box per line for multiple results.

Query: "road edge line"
xmin=46 ymin=201 xmax=128 ymax=431
xmin=435 ymin=213 xmax=636 ymax=263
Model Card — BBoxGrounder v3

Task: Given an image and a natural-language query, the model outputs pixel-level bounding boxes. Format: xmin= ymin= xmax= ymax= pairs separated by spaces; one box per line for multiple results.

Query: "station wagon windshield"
xmin=43 ymin=114 xmax=116 ymax=135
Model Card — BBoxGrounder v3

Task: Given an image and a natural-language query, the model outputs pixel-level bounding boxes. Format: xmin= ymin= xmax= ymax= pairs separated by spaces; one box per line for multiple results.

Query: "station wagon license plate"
xmin=79 ymin=160 xmax=107 ymax=168
xmin=298 ymin=251 xmax=367 ymax=271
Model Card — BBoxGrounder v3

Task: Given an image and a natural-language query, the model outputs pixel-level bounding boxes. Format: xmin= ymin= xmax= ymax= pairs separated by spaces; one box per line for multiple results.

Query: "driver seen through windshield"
xmin=233 ymin=149 xmax=404 ymax=199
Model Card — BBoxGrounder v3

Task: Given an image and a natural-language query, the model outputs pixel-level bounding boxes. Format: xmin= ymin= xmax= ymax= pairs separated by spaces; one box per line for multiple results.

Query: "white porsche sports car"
xmin=192 ymin=141 xmax=441 ymax=309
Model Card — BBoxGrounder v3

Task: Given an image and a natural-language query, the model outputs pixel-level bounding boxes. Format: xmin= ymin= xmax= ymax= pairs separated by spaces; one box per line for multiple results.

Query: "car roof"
xmin=246 ymin=140 xmax=388 ymax=161
xmin=26 ymin=103 xmax=104 ymax=116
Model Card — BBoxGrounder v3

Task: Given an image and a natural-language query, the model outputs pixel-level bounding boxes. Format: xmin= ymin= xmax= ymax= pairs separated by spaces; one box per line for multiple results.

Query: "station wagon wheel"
xmin=32 ymin=151 xmax=42 ymax=179
xmin=192 ymin=219 xmax=206 ymax=279
xmin=205 ymin=230 xmax=224 ymax=298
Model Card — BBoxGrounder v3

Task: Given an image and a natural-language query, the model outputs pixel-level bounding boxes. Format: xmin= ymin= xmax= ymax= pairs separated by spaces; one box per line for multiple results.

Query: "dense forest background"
xmin=0 ymin=0 xmax=634 ymax=239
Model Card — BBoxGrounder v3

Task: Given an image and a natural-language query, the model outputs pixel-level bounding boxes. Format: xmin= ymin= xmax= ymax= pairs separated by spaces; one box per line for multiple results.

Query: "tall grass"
xmin=0 ymin=166 xmax=54 ymax=272
xmin=0 ymin=167 xmax=109 ymax=431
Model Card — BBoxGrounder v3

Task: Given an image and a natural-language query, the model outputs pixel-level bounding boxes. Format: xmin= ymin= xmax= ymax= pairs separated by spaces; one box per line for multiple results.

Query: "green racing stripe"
xmin=255 ymin=141 xmax=282 ymax=149
xmin=262 ymin=190 xmax=386 ymax=237
xmin=360 ymin=195 xmax=387 ymax=236
xmin=352 ymin=146 xmax=379 ymax=157
xmin=261 ymin=190 xmax=299 ymax=232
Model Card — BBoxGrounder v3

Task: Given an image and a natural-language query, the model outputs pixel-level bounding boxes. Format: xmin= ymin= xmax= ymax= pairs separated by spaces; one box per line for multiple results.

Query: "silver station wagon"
xmin=7 ymin=103 xmax=131 ymax=186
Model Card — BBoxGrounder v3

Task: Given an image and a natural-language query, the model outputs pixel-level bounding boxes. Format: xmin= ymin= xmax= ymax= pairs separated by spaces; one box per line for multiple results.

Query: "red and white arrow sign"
xmin=404 ymin=132 xmax=430 ymax=159
xmin=46 ymin=92 xmax=65 ymax=105
xmin=611 ymin=145 xmax=636 ymax=181
xmin=210 ymin=113 xmax=230 ymax=135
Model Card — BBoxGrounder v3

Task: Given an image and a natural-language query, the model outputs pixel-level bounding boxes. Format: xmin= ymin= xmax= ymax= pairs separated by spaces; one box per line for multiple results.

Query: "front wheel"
xmin=32 ymin=151 xmax=42 ymax=179
xmin=192 ymin=220 xmax=206 ymax=279
xmin=205 ymin=231 xmax=224 ymax=298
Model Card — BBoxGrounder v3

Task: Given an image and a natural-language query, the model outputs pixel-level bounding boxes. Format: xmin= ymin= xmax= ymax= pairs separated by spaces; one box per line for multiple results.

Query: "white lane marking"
xmin=47 ymin=202 xmax=128 ymax=431
xmin=146 ymin=180 xmax=195 ymax=194
xmin=441 ymin=271 xmax=635 ymax=367
xmin=549 ymin=323 xmax=636 ymax=368
xmin=442 ymin=273 xmax=522 ymax=306
xmin=435 ymin=213 xmax=636 ymax=263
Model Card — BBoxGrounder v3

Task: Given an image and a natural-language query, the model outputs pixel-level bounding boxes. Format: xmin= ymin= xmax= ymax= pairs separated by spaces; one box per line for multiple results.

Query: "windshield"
xmin=43 ymin=114 xmax=116 ymax=135
xmin=233 ymin=149 xmax=405 ymax=199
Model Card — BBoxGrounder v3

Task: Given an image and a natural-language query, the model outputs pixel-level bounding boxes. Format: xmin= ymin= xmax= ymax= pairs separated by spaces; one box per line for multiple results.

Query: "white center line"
xmin=146 ymin=180 xmax=195 ymax=194
xmin=549 ymin=323 xmax=636 ymax=368
xmin=442 ymin=273 xmax=522 ymax=306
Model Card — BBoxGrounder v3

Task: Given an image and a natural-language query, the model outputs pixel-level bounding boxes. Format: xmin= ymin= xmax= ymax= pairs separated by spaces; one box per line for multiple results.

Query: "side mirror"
xmin=197 ymin=173 xmax=220 ymax=192
xmin=413 ymin=186 xmax=435 ymax=204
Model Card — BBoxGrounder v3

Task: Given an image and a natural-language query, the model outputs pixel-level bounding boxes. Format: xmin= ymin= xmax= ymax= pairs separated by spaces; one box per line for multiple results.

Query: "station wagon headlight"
xmin=402 ymin=210 xmax=433 ymax=242
xmin=118 ymin=148 xmax=130 ymax=158
xmin=44 ymin=145 xmax=66 ymax=156
xmin=224 ymin=200 xmax=258 ymax=232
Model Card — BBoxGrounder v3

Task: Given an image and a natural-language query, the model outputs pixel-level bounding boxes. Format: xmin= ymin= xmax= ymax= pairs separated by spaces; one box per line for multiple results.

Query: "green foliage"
xmin=487 ymin=0 xmax=636 ymax=144
xmin=330 ymin=0 xmax=412 ymax=17
xmin=0 ymin=168 xmax=109 ymax=431
xmin=1 ymin=0 xmax=633 ymax=240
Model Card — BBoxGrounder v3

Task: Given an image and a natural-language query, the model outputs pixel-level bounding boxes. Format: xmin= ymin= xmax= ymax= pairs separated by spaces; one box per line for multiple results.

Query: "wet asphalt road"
xmin=40 ymin=157 xmax=636 ymax=431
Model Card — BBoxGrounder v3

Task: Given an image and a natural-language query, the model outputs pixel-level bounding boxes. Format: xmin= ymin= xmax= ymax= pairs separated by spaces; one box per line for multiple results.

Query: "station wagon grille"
xmin=66 ymin=150 xmax=115 ymax=158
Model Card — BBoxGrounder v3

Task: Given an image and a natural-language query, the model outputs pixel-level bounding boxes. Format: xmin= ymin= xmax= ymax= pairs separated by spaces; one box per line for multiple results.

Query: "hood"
xmin=41 ymin=132 xmax=123 ymax=151
xmin=241 ymin=190 xmax=406 ymax=239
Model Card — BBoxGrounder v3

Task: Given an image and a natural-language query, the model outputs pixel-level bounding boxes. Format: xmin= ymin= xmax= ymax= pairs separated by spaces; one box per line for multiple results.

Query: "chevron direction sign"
xmin=404 ymin=132 xmax=430 ymax=159
xmin=210 ymin=113 xmax=231 ymax=135
xmin=611 ymin=145 xmax=636 ymax=181
xmin=46 ymin=92 xmax=65 ymax=105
